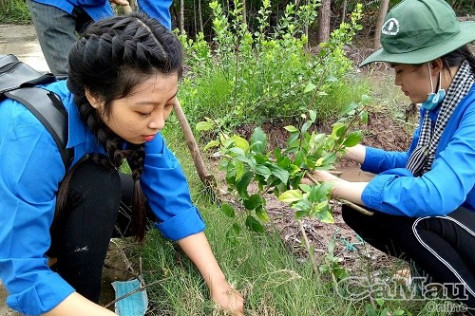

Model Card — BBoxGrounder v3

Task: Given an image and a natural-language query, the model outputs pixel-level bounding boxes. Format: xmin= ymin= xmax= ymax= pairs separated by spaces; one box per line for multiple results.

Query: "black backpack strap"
xmin=5 ymin=87 xmax=74 ymax=168
xmin=0 ymin=54 xmax=56 ymax=93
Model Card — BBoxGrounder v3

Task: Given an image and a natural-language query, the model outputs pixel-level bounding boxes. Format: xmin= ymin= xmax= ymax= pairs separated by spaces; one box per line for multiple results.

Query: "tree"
xmin=317 ymin=0 xmax=331 ymax=43
xmin=373 ymin=0 xmax=389 ymax=49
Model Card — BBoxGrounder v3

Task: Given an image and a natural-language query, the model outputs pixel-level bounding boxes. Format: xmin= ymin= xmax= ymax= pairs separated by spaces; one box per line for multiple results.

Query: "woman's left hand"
xmin=310 ymin=170 xmax=341 ymax=183
xmin=210 ymin=278 xmax=244 ymax=316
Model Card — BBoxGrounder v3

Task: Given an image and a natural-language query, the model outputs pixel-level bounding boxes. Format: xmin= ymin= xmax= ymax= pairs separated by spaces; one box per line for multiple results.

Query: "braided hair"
xmin=60 ymin=12 xmax=183 ymax=240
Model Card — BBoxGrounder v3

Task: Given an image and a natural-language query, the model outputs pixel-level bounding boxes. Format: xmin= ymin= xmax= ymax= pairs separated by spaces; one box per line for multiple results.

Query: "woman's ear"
xmin=85 ymin=89 xmax=103 ymax=110
xmin=430 ymin=58 xmax=444 ymax=75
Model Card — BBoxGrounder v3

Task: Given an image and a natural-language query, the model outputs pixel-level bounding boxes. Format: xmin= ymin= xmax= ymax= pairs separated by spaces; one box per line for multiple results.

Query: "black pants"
xmin=342 ymin=205 xmax=475 ymax=310
xmin=48 ymin=160 xmax=136 ymax=303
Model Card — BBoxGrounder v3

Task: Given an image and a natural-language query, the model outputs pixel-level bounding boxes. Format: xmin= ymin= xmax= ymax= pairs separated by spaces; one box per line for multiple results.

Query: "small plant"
xmin=197 ymin=96 xmax=369 ymax=250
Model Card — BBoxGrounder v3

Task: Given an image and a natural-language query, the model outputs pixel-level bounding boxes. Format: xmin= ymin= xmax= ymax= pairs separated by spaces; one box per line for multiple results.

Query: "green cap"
xmin=360 ymin=0 xmax=475 ymax=66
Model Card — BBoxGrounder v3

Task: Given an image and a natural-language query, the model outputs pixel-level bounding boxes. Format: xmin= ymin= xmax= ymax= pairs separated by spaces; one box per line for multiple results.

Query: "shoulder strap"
xmin=0 ymin=54 xmax=56 ymax=92
xmin=5 ymin=88 xmax=74 ymax=168
xmin=1 ymin=54 xmax=74 ymax=169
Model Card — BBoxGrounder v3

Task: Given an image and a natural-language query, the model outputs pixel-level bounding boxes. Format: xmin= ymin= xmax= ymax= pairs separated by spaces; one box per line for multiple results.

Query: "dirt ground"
xmin=0 ymin=23 xmax=414 ymax=315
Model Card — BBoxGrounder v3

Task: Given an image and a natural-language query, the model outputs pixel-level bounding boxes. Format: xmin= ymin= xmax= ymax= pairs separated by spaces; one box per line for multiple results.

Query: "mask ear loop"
xmin=427 ymin=63 xmax=434 ymax=93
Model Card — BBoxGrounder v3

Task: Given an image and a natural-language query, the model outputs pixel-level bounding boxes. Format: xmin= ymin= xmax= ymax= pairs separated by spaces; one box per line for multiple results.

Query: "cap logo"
xmin=382 ymin=18 xmax=400 ymax=35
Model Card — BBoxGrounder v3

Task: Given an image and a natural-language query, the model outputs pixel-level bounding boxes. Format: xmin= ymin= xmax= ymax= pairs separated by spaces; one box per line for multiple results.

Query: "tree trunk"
xmin=193 ymin=0 xmax=197 ymax=35
xmin=317 ymin=0 xmax=331 ymax=44
xmin=198 ymin=0 xmax=203 ymax=33
xmin=179 ymin=0 xmax=185 ymax=35
xmin=341 ymin=0 xmax=347 ymax=23
xmin=374 ymin=0 xmax=390 ymax=49
xmin=242 ymin=0 xmax=247 ymax=25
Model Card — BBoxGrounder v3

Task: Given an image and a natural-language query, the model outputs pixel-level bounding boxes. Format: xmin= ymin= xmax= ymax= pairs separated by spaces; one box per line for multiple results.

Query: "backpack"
xmin=0 ymin=54 xmax=74 ymax=168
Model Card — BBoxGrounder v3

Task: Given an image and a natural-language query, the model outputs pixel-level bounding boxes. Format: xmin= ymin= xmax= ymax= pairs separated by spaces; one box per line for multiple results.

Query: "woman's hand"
xmin=210 ymin=278 xmax=244 ymax=316
xmin=177 ymin=232 xmax=245 ymax=315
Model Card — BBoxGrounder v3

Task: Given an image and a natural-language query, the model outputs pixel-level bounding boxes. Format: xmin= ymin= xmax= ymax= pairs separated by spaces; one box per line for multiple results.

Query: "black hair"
xmin=58 ymin=12 xmax=183 ymax=241
xmin=440 ymin=45 xmax=475 ymax=73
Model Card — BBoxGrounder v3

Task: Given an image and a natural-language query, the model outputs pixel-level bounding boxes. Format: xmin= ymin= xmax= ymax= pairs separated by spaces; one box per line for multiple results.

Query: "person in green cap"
xmin=312 ymin=0 xmax=475 ymax=311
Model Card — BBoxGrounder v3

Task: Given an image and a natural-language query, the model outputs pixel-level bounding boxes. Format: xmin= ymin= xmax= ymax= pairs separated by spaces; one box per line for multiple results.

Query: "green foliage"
xmin=0 ymin=0 xmax=31 ymax=24
xmin=179 ymin=0 xmax=365 ymax=130
xmin=199 ymin=97 xmax=368 ymax=237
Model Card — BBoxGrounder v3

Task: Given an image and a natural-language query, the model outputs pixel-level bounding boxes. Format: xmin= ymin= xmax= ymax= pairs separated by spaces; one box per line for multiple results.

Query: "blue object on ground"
xmin=112 ymin=279 xmax=148 ymax=316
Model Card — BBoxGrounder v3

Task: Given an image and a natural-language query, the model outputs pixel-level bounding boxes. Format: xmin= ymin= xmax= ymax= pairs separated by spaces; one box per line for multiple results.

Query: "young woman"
xmin=312 ymin=0 xmax=475 ymax=312
xmin=0 ymin=13 xmax=243 ymax=315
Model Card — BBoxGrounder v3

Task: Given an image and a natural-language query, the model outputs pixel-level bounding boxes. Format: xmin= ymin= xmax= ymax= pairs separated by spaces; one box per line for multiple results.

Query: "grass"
xmin=0 ymin=0 xmax=31 ymax=24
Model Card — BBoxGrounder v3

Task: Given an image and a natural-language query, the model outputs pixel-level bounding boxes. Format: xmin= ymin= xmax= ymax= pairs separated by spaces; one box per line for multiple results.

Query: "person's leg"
xmin=411 ymin=208 xmax=475 ymax=309
xmin=342 ymin=205 xmax=475 ymax=309
xmin=50 ymin=160 xmax=121 ymax=302
xmin=26 ymin=0 xmax=77 ymax=75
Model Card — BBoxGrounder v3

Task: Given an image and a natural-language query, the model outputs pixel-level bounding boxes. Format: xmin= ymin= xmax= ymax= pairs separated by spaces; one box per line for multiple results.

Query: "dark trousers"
xmin=342 ymin=205 xmax=475 ymax=310
xmin=48 ymin=160 xmax=135 ymax=303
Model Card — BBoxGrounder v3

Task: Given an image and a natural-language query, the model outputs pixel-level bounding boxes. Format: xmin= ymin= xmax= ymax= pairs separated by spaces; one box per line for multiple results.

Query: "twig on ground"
xmin=104 ymin=277 xmax=173 ymax=309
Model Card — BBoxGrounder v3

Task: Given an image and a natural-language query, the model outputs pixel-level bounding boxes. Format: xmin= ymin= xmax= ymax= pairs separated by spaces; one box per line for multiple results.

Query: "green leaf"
xmin=233 ymin=160 xmax=245 ymax=181
xmin=303 ymin=82 xmax=317 ymax=94
xmin=235 ymin=171 xmax=253 ymax=198
xmin=228 ymin=147 xmax=246 ymax=157
xmin=299 ymin=183 xmax=311 ymax=192
xmin=220 ymin=203 xmax=236 ymax=218
xmin=255 ymin=206 xmax=269 ymax=222
xmin=196 ymin=121 xmax=213 ymax=131
xmin=284 ymin=125 xmax=299 ymax=133
xmin=316 ymin=209 xmax=334 ymax=223
xmin=359 ymin=110 xmax=369 ymax=124
xmin=245 ymin=215 xmax=265 ymax=233
xmin=226 ymin=223 xmax=241 ymax=245
xmin=230 ymin=135 xmax=250 ymax=151
xmin=250 ymin=127 xmax=267 ymax=154
xmin=308 ymin=110 xmax=317 ymax=122
xmin=343 ymin=131 xmax=362 ymax=147
xmin=269 ymin=165 xmax=289 ymax=184
xmin=203 ymin=140 xmax=220 ymax=151
xmin=301 ymin=121 xmax=312 ymax=134
xmin=278 ymin=190 xmax=303 ymax=203
xmin=254 ymin=164 xmax=272 ymax=177
xmin=243 ymin=194 xmax=263 ymax=210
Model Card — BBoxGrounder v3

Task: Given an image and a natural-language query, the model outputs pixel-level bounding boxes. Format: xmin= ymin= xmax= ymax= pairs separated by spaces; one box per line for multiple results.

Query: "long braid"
xmin=59 ymin=12 xmax=183 ymax=241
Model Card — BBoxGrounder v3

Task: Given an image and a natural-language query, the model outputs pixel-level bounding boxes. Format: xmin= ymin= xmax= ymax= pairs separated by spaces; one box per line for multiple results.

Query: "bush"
xmin=0 ymin=0 xmax=31 ymax=24
xmin=178 ymin=0 xmax=368 ymax=132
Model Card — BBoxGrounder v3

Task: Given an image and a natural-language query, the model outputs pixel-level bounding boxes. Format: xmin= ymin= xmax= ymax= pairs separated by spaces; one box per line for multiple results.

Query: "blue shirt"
xmin=32 ymin=0 xmax=172 ymax=29
xmin=361 ymin=84 xmax=475 ymax=217
xmin=0 ymin=80 xmax=204 ymax=314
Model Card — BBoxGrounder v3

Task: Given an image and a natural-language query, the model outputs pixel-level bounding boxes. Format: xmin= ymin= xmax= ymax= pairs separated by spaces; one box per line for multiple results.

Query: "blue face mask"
xmin=421 ymin=65 xmax=445 ymax=111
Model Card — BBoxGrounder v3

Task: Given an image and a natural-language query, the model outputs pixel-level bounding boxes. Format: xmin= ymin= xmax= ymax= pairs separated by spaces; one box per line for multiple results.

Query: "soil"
xmin=0 ymin=23 xmax=414 ymax=315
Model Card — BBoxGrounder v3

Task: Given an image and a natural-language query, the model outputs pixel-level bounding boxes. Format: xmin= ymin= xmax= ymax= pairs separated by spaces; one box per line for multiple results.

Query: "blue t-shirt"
xmin=361 ymin=85 xmax=475 ymax=217
xmin=32 ymin=0 xmax=172 ymax=29
xmin=0 ymin=80 xmax=204 ymax=314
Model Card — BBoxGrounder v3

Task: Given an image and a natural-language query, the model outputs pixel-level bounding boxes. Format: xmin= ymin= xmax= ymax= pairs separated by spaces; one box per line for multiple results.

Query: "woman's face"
xmin=392 ymin=63 xmax=434 ymax=104
xmin=95 ymin=73 xmax=178 ymax=144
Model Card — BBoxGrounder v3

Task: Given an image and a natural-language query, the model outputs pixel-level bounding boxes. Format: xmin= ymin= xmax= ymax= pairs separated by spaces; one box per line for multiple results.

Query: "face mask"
xmin=421 ymin=64 xmax=446 ymax=111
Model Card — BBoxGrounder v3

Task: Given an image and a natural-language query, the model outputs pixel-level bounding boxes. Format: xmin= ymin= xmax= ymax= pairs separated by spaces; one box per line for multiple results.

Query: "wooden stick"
xmin=174 ymin=99 xmax=217 ymax=188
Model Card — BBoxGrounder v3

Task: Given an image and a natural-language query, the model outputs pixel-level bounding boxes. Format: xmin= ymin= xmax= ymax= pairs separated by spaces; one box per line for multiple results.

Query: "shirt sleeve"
xmin=361 ymin=104 xmax=475 ymax=217
xmin=0 ymin=104 xmax=74 ymax=314
xmin=137 ymin=0 xmax=172 ymax=29
xmin=141 ymin=133 xmax=205 ymax=241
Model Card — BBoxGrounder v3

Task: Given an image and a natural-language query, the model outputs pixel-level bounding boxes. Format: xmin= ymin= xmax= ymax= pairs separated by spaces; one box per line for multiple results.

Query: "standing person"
xmin=311 ymin=0 xmax=475 ymax=312
xmin=0 ymin=13 xmax=244 ymax=315
xmin=26 ymin=0 xmax=173 ymax=75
